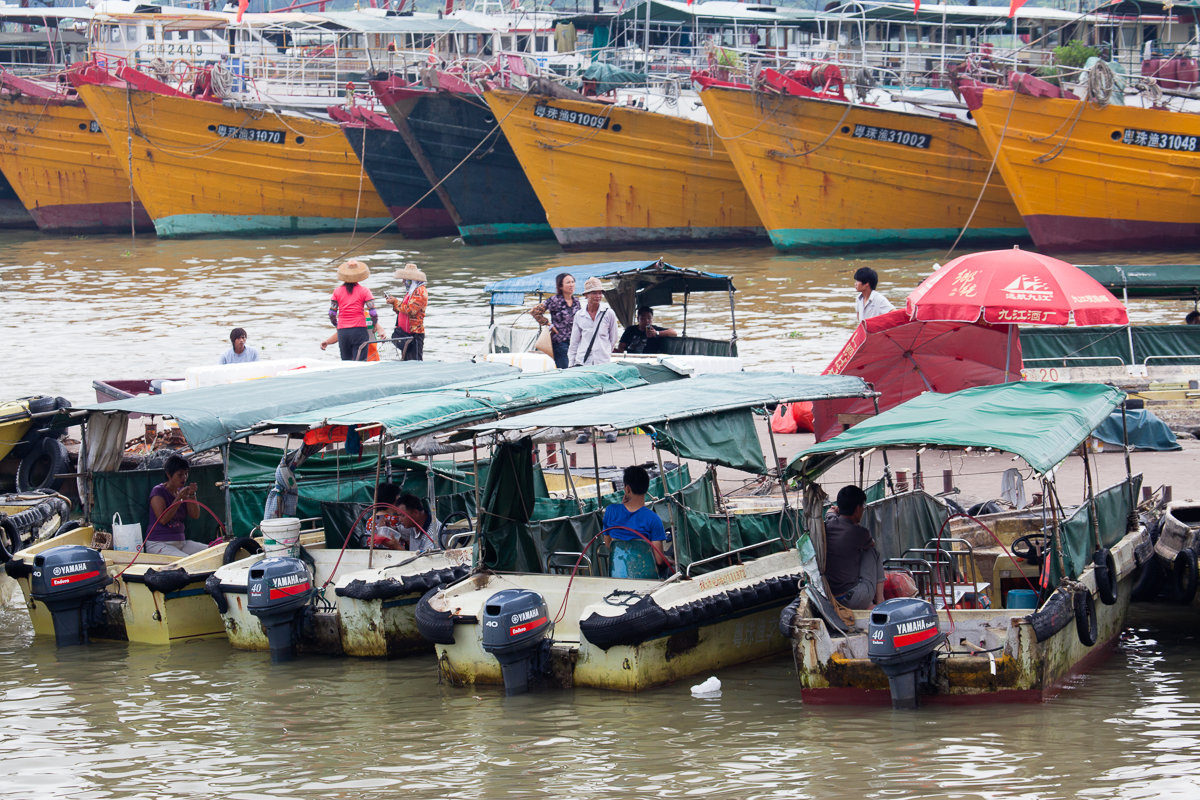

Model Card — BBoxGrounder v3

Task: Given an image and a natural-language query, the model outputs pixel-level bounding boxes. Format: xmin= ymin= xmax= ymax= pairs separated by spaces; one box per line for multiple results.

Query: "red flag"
xmin=236 ymin=0 xmax=248 ymax=22
xmin=912 ymin=0 xmax=919 ymax=13
xmin=1008 ymin=0 xmax=1028 ymax=16
xmin=687 ymin=0 xmax=694 ymax=6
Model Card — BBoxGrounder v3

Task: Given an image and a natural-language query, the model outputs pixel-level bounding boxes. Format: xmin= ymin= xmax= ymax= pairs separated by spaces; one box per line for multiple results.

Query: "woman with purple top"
xmin=146 ymin=455 xmax=206 ymax=557
xmin=530 ymin=272 xmax=579 ymax=369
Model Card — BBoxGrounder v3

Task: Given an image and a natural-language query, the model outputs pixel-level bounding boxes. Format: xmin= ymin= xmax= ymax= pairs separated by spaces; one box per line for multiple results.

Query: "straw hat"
xmin=337 ymin=259 xmax=370 ymax=283
xmin=582 ymin=276 xmax=606 ymax=295
xmin=394 ymin=262 xmax=426 ymax=282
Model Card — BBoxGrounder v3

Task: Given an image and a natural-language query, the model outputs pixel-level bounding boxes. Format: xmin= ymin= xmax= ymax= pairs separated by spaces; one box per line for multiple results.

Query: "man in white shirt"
xmin=568 ymin=277 xmax=619 ymax=367
xmin=220 ymin=327 xmax=260 ymax=364
xmin=854 ymin=267 xmax=895 ymax=324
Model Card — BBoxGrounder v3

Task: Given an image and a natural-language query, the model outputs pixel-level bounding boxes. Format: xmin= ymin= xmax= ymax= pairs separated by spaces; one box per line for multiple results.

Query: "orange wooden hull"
xmin=73 ymin=83 xmax=393 ymax=238
xmin=971 ymin=88 xmax=1200 ymax=251
xmin=699 ymin=86 xmax=1026 ymax=250
xmin=484 ymin=88 xmax=763 ymax=248
xmin=0 ymin=93 xmax=151 ymax=232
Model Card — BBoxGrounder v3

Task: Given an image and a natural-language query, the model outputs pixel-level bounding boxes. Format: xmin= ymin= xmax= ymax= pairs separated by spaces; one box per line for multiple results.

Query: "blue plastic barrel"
xmin=1006 ymin=589 xmax=1039 ymax=609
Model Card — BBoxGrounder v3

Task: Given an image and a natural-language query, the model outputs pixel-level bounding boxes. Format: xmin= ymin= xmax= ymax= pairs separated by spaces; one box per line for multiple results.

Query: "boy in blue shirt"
xmin=602 ymin=465 xmax=669 ymax=579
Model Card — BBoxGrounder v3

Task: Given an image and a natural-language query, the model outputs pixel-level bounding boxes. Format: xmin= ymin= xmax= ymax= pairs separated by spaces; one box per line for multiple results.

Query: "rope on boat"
xmin=941 ymin=84 xmax=1020 ymax=261
xmin=323 ymin=81 xmax=538 ymax=266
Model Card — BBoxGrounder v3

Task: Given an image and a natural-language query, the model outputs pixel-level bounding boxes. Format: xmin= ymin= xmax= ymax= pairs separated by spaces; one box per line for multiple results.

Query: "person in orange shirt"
xmin=385 ymin=262 xmax=428 ymax=361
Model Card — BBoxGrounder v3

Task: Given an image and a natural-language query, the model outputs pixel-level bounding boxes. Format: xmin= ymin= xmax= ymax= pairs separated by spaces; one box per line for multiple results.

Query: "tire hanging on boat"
xmin=1074 ymin=588 xmax=1098 ymax=647
xmin=0 ymin=517 xmax=20 ymax=563
xmin=223 ymin=536 xmax=264 ymax=565
xmin=1169 ymin=548 xmax=1198 ymax=605
xmin=1094 ymin=548 xmax=1118 ymax=606
xmin=15 ymin=436 xmax=69 ymax=493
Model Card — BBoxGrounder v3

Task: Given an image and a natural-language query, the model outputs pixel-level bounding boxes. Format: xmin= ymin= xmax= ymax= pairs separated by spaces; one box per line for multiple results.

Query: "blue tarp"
xmin=485 ymin=260 xmax=733 ymax=306
xmin=1092 ymin=408 xmax=1181 ymax=451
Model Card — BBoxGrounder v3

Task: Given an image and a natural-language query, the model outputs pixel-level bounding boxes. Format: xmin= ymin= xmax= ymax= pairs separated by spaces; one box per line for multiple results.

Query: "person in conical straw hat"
xmin=328 ymin=259 xmax=378 ymax=362
xmin=384 ymin=262 xmax=429 ymax=361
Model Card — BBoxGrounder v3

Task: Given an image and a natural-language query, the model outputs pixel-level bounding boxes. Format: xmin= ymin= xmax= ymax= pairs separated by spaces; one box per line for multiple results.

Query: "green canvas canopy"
xmin=462 ymin=372 xmax=874 ymax=473
xmin=1076 ymin=264 xmax=1200 ymax=299
xmin=77 ymin=361 xmax=515 ymax=453
xmin=264 ymin=363 xmax=654 ymax=442
xmin=790 ymin=382 xmax=1125 ymax=479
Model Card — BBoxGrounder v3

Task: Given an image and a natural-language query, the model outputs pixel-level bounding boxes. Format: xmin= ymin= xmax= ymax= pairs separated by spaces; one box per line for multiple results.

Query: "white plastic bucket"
xmin=260 ymin=517 xmax=301 ymax=558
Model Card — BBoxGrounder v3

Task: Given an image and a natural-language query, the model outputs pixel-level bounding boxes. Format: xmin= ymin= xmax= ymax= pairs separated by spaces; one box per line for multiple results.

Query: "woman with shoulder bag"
xmin=530 ymin=272 xmax=579 ymax=369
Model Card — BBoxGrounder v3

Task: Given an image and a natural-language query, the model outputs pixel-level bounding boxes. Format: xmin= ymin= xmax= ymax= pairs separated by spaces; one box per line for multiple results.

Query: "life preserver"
xmin=1074 ymin=588 xmax=1098 ymax=647
xmin=1094 ymin=548 xmax=1118 ymax=606
xmin=1169 ymin=547 xmax=1198 ymax=604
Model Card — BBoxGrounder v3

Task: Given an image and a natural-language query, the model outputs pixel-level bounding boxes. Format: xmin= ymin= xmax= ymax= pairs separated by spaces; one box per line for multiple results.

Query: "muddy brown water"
xmin=4 ymin=232 xmax=1200 ymax=798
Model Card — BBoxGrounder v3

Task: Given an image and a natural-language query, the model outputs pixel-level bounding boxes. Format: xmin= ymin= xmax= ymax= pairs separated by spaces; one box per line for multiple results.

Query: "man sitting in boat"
xmin=602 ymin=466 xmax=669 ymax=579
xmin=369 ymin=490 xmax=442 ymax=552
xmin=824 ymin=485 xmax=885 ymax=609
xmin=615 ymin=307 xmax=677 ymax=355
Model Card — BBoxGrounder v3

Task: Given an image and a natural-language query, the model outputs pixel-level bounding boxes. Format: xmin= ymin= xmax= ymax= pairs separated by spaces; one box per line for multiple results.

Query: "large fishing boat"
xmin=68 ymin=61 xmax=394 ymax=238
xmin=372 ymin=72 xmax=553 ymax=245
xmin=783 ymin=382 xmax=1148 ymax=705
xmin=963 ymin=71 xmax=1200 ymax=252
xmin=484 ymin=85 xmax=764 ymax=248
xmin=329 ymin=102 xmax=457 ymax=239
xmin=697 ymin=69 xmax=1026 ymax=250
xmin=0 ymin=72 xmax=152 ymax=232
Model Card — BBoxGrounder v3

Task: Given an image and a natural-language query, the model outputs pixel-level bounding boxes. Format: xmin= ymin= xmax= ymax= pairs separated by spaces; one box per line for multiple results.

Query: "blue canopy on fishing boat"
xmin=462 ymin=372 xmax=874 ymax=473
xmin=485 ymin=259 xmax=734 ymax=306
xmin=790 ymin=382 xmax=1126 ymax=478
xmin=77 ymin=361 xmax=515 ymax=453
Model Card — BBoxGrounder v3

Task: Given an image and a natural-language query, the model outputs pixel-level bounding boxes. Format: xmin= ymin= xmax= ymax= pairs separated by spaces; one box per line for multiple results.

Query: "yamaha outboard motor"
xmin=247 ymin=556 xmax=314 ymax=662
xmin=481 ymin=588 xmax=551 ymax=695
xmin=867 ymin=597 xmax=945 ymax=709
xmin=30 ymin=545 xmax=112 ymax=647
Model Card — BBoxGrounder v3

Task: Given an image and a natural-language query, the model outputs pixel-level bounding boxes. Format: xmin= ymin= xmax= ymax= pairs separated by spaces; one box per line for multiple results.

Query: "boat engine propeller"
xmin=481 ymin=588 xmax=551 ymax=696
xmin=247 ymin=556 xmax=314 ymax=662
xmin=867 ymin=597 xmax=945 ymax=709
xmin=30 ymin=545 xmax=112 ymax=647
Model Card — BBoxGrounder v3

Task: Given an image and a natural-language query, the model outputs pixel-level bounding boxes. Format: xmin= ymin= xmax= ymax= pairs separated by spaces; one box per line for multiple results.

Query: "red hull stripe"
xmin=510 ymin=616 xmax=548 ymax=637
xmin=893 ymin=626 xmax=939 ymax=648
xmin=269 ymin=582 xmax=311 ymax=599
xmin=50 ymin=569 xmax=100 ymax=587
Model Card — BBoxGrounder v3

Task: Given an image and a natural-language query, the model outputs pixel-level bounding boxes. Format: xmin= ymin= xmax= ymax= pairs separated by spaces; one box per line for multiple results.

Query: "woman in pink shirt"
xmin=328 ymin=260 xmax=378 ymax=361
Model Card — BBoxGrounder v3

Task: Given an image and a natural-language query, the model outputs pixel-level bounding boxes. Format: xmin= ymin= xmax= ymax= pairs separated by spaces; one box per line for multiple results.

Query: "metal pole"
xmin=223 ymin=440 xmax=232 ymax=537
xmin=872 ymin=395 xmax=894 ymax=492
xmin=471 ymin=435 xmax=481 ymax=568
xmin=1121 ymin=402 xmax=1135 ymax=527
xmin=682 ymin=290 xmax=689 ymax=337
xmin=728 ymin=286 xmax=738 ymax=356
xmin=654 ymin=427 xmax=681 ymax=576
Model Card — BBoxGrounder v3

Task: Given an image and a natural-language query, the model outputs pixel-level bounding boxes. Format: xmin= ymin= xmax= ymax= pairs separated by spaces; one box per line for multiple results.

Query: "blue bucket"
xmin=1006 ymin=589 xmax=1039 ymax=609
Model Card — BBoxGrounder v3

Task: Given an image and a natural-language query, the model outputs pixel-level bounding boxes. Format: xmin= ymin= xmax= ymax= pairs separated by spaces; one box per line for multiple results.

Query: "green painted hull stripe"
xmin=768 ymin=227 xmax=1030 ymax=250
xmin=458 ymin=222 xmax=555 ymax=244
xmin=155 ymin=214 xmax=395 ymax=238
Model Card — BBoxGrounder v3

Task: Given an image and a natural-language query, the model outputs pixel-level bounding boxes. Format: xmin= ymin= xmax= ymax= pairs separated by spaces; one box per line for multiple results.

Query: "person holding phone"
xmin=145 ymin=455 xmax=207 ymax=557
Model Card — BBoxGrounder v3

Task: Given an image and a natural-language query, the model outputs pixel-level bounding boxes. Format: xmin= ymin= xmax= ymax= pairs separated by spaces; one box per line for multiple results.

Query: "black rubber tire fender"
xmin=0 ymin=517 xmax=20 ymax=563
xmin=53 ymin=520 xmax=84 ymax=538
xmin=414 ymin=586 xmax=456 ymax=645
xmin=222 ymin=536 xmax=264 ymax=565
xmin=1074 ymin=588 xmax=1098 ymax=647
xmin=1028 ymin=586 xmax=1073 ymax=643
xmin=778 ymin=596 xmax=803 ymax=640
xmin=25 ymin=396 xmax=57 ymax=414
xmin=1094 ymin=549 xmax=1119 ymax=606
xmin=15 ymin=436 xmax=69 ymax=493
xmin=1170 ymin=548 xmax=1198 ymax=605
xmin=205 ymin=573 xmax=229 ymax=615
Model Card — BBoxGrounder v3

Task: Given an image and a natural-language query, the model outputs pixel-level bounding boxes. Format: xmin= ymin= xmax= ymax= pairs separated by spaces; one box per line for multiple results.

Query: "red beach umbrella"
xmin=905 ymin=248 xmax=1129 ymax=326
xmin=811 ymin=309 xmax=1022 ymax=442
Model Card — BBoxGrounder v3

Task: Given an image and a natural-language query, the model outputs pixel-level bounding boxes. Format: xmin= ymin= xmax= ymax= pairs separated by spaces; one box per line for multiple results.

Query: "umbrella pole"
xmin=1123 ymin=286 xmax=1136 ymax=368
xmin=1005 ymin=324 xmax=1015 ymax=380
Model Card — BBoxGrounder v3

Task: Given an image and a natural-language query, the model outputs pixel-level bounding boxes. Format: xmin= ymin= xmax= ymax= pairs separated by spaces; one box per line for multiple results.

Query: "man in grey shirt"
xmin=568 ymin=276 xmax=619 ymax=367
xmin=220 ymin=327 xmax=260 ymax=364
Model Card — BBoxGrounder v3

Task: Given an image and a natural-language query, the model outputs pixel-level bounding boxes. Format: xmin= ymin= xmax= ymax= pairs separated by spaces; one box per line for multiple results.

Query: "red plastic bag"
xmin=790 ymin=401 xmax=814 ymax=433
xmin=771 ymin=403 xmax=798 ymax=434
